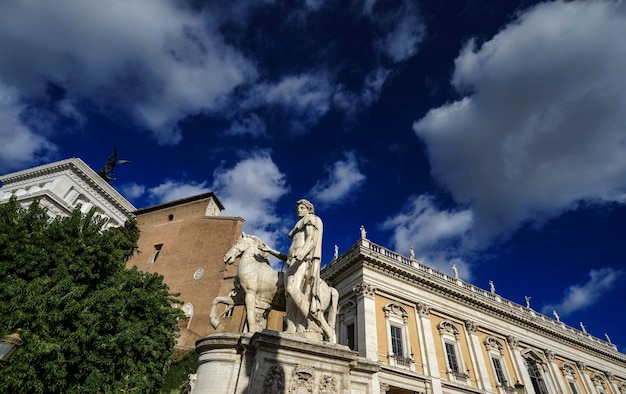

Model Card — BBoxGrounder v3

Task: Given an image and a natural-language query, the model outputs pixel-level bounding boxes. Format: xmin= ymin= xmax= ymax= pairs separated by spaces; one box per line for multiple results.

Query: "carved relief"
xmin=383 ymin=303 xmax=409 ymax=321
xmin=576 ymin=361 xmax=587 ymax=372
xmin=263 ymin=366 xmax=285 ymax=394
xmin=319 ymin=374 xmax=338 ymax=394
xmin=438 ymin=320 xmax=460 ymax=338
xmin=605 ymin=372 xmax=614 ymax=382
xmin=353 ymin=282 xmax=376 ymax=298
xmin=484 ymin=336 xmax=504 ymax=353
xmin=561 ymin=362 xmax=577 ymax=377
xmin=543 ymin=349 xmax=555 ymax=361
xmin=289 ymin=365 xmax=315 ymax=394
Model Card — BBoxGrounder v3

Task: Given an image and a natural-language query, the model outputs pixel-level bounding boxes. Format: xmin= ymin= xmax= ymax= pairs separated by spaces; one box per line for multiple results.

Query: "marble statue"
xmin=605 ymin=333 xmax=612 ymax=344
xmin=265 ymin=200 xmax=337 ymax=341
xmin=580 ymin=322 xmax=587 ymax=334
xmin=452 ymin=264 xmax=459 ymax=278
xmin=360 ymin=225 xmax=367 ymax=239
xmin=410 ymin=247 xmax=415 ymax=260
xmin=553 ymin=310 xmax=560 ymax=322
xmin=210 ymin=233 xmax=286 ymax=333
xmin=489 ymin=280 xmax=495 ymax=294
xmin=334 ymin=244 xmax=338 ymax=259
xmin=525 ymin=296 xmax=531 ymax=309
xmin=210 ymin=232 xmax=338 ymax=342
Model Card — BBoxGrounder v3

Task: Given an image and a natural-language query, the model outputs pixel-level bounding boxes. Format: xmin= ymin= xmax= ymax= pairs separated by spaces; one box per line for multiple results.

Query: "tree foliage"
xmin=0 ymin=198 xmax=182 ymax=393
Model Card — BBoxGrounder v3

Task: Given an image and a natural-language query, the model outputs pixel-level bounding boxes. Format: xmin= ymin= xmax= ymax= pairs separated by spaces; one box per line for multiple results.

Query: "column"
xmin=506 ymin=336 xmax=533 ymax=393
xmin=605 ymin=372 xmax=621 ymax=394
xmin=416 ymin=302 xmax=443 ymax=394
xmin=465 ymin=320 xmax=492 ymax=391
xmin=354 ymin=281 xmax=378 ymax=361
xmin=577 ymin=362 xmax=595 ymax=394
xmin=545 ymin=350 xmax=567 ymax=394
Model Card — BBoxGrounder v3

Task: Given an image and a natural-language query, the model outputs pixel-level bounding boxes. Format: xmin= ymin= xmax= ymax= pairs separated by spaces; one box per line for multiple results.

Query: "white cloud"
xmin=211 ymin=152 xmax=290 ymax=246
xmin=310 ymin=152 xmax=366 ymax=206
xmin=0 ymin=81 xmax=57 ymax=172
xmin=119 ymin=182 xmax=146 ymax=201
xmin=223 ymin=113 xmax=267 ymax=137
xmin=382 ymin=195 xmax=473 ymax=278
xmin=541 ymin=268 xmax=624 ymax=316
xmin=147 ymin=180 xmax=210 ymax=204
xmin=0 ymin=0 xmax=256 ymax=145
xmin=242 ymin=73 xmax=333 ymax=135
xmin=414 ymin=0 xmax=626 ymax=245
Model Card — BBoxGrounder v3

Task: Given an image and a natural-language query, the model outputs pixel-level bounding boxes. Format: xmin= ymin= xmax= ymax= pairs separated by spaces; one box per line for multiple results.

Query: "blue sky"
xmin=1 ymin=0 xmax=625 ymax=351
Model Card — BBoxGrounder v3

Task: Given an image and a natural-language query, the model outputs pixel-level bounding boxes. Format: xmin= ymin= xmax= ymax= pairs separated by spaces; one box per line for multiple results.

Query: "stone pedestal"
xmin=195 ymin=330 xmax=379 ymax=394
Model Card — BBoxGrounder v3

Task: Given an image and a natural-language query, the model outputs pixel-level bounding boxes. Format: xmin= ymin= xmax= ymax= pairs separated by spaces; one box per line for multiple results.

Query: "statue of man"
xmin=265 ymin=199 xmax=323 ymax=334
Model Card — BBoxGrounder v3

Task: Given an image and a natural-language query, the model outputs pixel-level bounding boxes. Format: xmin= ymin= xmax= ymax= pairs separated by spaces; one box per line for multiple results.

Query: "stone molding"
xmin=353 ymin=282 xmax=376 ymax=298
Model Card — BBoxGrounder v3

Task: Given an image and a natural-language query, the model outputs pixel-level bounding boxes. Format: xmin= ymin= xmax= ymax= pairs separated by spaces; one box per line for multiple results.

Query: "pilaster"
xmin=465 ymin=320 xmax=491 ymax=391
xmin=354 ymin=281 xmax=378 ymax=361
xmin=416 ymin=302 xmax=443 ymax=394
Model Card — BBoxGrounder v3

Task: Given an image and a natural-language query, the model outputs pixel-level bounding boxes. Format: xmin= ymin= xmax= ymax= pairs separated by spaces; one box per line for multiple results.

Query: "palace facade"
xmin=322 ymin=237 xmax=626 ymax=394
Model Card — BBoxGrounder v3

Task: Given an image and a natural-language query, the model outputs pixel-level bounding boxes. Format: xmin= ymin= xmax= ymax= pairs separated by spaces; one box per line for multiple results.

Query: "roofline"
xmin=0 ymin=158 xmax=136 ymax=215
xmin=134 ymin=192 xmax=225 ymax=214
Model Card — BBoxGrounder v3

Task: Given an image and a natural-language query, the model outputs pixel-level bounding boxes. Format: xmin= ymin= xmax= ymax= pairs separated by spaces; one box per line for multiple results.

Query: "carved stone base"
xmin=195 ymin=330 xmax=379 ymax=394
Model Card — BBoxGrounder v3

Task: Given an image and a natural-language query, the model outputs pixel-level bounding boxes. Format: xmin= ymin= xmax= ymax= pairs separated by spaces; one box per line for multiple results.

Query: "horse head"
xmin=223 ymin=233 xmax=271 ymax=265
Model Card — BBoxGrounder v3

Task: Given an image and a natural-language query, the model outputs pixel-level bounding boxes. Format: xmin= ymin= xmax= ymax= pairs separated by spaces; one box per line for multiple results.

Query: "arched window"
xmin=561 ymin=362 xmax=582 ymax=394
xmin=383 ymin=303 xmax=413 ymax=368
xmin=438 ymin=320 xmax=468 ymax=383
xmin=484 ymin=336 xmax=512 ymax=390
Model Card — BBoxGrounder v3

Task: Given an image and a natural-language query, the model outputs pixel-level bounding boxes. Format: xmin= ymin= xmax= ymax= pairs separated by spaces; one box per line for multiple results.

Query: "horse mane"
xmin=242 ymin=233 xmax=271 ymax=265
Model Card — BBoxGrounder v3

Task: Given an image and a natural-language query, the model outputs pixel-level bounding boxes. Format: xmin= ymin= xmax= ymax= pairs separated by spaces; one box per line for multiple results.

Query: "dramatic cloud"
xmin=310 ymin=152 xmax=366 ymax=206
xmin=414 ymin=0 xmax=626 ymax=245
xmin=541 ymin=268 xmax=624 ymax=316
xmin=0 ymin=81 xmax=57 ymax=172
xmin=242 ymin=73 xmax=334 ymax=135
xmin=147 ymin=180 xmax=210 ymax=204
xmin=0 ymin=0 xmax=255 ymax=145
xmin=223 ymin=113 xmax=267 ymax=138
xmin=211 ymin=153 xmax=290 ymax=247
xmin=382 ymin=195 xmax=473 ymax=278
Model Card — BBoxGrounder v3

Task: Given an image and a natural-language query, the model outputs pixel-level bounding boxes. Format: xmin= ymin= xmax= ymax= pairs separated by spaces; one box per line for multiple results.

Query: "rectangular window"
xmin=526 ymin=359 xmax=549 ymax=394
xmin=569 ymin=382 xmax=579 ymax=394
xmin=390 ymin=326 xmax=404 ymax=356
xmin=445 ymin=342 xmax=459 ymax=372
xmin=346 ymin=323 xmax=356 ymax=350
xmin=492 ymin=357 xmax=506 ymax=384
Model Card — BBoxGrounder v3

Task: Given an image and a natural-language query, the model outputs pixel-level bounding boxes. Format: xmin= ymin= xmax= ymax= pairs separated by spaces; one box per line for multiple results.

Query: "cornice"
xmin=322 ymin=240 xmax=626 ymax=368
xmin=1 ymin=158 xmax=135 ymax=217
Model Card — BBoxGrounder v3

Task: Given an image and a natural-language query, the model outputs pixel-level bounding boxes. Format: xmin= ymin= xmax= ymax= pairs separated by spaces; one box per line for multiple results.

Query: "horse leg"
xmin=245 ymin=292 xmax=258 ymax=333
xmin=209 ymin=293 xmax=237 ymax=329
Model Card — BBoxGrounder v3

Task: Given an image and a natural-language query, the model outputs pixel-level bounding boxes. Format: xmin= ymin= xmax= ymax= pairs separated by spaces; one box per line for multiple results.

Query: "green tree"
xmin=0 ymin=198 xmax=183 ymax=393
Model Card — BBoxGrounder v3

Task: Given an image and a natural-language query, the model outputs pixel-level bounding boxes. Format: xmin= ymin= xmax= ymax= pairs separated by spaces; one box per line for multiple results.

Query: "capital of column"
xmin=577 ymin=361 xmax=587 ymax=372
xmin=544 ymin=349 xmax=555 ymax=361
xmin=354 ymin=281 xmax=376 ymax=298
xmin=605 ymin=372 xmax=614 ymax=382
xmin=416 ymin=302 xmax=431 ymax=317
xmin=507 ymin=335 xmax=520 ymax=349
xmin=380 ymin=382 xmax=390 ymax=393
xmin=465 ymin=320 xmax=479 ymax=333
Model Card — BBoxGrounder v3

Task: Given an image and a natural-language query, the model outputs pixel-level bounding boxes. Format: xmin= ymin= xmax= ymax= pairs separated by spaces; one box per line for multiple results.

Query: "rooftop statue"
xmin=97 ymin=146 xmax=130 ymax=182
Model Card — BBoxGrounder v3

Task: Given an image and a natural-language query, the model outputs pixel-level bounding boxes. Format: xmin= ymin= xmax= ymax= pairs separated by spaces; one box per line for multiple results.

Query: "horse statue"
xmin=209 ymin=233 xmax=338 ymax=342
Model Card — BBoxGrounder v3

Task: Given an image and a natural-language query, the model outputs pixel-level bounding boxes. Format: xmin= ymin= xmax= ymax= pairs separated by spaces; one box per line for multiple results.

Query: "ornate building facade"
xmin=322 ymin=237 xmax=626 ymax=394
xmin=0 ymin=158 xmax=135 ymax=227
